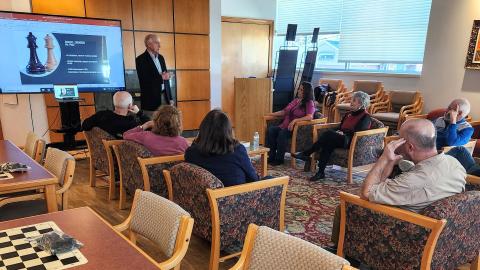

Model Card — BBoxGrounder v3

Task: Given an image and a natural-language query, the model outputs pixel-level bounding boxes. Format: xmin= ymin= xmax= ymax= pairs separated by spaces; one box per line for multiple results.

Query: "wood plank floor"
xmin=68 ymin=157 xmax=236 ymax=270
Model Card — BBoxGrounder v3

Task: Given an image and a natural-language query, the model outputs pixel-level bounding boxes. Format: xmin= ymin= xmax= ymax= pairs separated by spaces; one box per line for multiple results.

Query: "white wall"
xmin=0 ymin=0 xmax=50 ymax=145
xmin=319 ymin=0 xmax=480 ymax=118
xmin=221 ymin=0 xmax=276 ymax=20
xmin=210 ymin=0 xmax=222 ymax=108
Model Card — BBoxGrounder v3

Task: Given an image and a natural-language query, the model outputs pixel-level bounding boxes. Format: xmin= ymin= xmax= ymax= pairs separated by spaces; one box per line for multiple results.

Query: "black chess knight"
xmin=26 ymin=32 xmax=46 ymax=74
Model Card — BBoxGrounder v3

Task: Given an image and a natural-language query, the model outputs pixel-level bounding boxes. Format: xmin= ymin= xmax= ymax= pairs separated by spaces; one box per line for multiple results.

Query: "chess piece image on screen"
xmin=44 ymin=34 xmax=57 ymax=72
xmin=26 ymin=32 xmax=46 ymax=74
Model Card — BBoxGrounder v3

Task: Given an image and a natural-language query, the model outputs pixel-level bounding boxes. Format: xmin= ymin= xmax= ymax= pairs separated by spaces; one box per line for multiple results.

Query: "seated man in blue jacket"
xmin=434 ymin=98 xmax=473 ymax=149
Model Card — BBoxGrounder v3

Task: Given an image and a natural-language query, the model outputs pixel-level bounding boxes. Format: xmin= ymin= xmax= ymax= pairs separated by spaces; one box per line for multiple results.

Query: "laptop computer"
xmin=53 ymin=84 xmax=82 ymax=102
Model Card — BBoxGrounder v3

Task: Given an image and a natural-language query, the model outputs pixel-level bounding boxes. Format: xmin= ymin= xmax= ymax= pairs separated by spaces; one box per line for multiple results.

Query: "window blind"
xmin=338 ymin=0 xmax=432 ymax=63
xmin=276 ymin=0 xmax=341 ymax=35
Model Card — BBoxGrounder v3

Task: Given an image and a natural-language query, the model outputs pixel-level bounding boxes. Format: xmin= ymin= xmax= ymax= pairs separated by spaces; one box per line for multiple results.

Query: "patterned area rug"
xmin=255 ymin=157 xmax=366 ymax=247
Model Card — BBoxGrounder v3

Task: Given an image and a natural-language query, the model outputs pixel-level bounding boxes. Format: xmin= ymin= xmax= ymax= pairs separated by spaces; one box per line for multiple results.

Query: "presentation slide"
xmin=0 ymin=12 xmax=125 ymax=93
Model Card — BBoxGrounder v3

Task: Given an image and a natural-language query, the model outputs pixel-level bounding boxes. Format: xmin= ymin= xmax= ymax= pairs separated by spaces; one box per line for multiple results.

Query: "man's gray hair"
xmin=352 ymin=91 xmax=370 ymax=109
xmin=113 ymin=91 xmax=132 ymax=109
xmin=453 ymin=98 xmax=471 ymax=117
xmin=403 ymin=119 xmax=437 ymax=150
xmin=144 ymin=34 xmax=159 ymax=47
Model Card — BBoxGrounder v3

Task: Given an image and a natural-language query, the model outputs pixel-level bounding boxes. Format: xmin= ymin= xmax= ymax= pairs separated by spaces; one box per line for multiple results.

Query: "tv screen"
xmin=0 ymin=11 xmax=126 ymax=93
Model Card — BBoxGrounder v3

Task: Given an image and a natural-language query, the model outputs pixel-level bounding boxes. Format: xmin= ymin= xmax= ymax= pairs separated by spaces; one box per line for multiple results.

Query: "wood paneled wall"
xmin=32 ymin=0 xmax=211 ymax=131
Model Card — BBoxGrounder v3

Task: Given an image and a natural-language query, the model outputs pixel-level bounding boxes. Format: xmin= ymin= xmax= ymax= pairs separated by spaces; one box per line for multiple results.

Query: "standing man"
xmin=136 ymin=34 xmax=173 ymax=117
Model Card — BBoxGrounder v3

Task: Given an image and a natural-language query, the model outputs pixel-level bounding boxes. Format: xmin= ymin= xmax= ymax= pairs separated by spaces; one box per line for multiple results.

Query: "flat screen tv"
xmin=0 ymin=11 xmax=126 ymax=93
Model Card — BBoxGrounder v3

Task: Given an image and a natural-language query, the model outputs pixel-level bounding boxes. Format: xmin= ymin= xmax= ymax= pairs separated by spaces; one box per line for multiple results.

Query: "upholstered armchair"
xmin=112 ymin=141 xmax=177 ymax=209
xmin=22 ymin=131 xmax=46 ymax=163
xmin=339 ymin=191 xmax=480 ymax=269
xmin=231 ymin=224 xmax=354 ymax=270
xmin=371 ymin=90 xmax=423 ymax=133
xmin=318 ymin=79 xmax=346 ymax=122
xmin=263 ymin=115 xmax=327 ymax=168
xmin=334 ymin=80 xmax=384 ymax=122
xmin=311 ymin=118 xmax=388 ymax=184
xmin=164 ymin=163 xmax=289 ymax=270
xmin=84 ymin=128 xmax=120 ymax=200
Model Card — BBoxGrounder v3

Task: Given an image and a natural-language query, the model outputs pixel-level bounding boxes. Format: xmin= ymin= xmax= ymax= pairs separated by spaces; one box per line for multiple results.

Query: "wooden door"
xmin=221 ymin=18 xmax=272 ymax=125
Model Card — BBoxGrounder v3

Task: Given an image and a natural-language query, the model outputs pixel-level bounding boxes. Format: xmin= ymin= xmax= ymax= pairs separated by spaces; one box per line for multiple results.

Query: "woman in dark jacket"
xmin=185 ymin=109 xmax=259 ymax=187
xmin=295 ymin=91 xmax=372 ymax=181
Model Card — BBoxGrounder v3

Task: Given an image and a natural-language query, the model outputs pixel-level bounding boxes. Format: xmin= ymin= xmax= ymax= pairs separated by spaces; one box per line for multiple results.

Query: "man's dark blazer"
xmin=135 ymin=50 xmax=173 ymax=111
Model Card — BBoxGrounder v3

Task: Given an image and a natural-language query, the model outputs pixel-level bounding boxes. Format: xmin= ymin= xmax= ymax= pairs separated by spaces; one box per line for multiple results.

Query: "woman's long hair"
xmin=299 ymin=81 xmax=314 ymax=109
xmin=193 ymin=109 xmax=238 ymax=155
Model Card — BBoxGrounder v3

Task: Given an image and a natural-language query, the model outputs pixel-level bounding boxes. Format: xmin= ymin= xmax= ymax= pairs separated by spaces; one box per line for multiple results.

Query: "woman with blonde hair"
xmin=123 ymin=105 xmax=189 ymax=155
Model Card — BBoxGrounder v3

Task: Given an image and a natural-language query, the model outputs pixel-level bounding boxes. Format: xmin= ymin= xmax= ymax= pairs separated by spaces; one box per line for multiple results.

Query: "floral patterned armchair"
xmin=338 ymin=191 xmax=480 ymax=270
xmin=311 ymin=118 xmax=388 ymax=184
xmin=112 ymin=141 xmax=177 ymax=209
xmin=263 ymin=115 xmax=327 ymax=169
xmin=164 ymin=163 xmax=289 ymax=270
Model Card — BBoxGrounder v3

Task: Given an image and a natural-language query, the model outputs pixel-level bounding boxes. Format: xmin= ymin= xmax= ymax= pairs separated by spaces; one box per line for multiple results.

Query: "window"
xmin=274 ymin=0 xmax=432 ymax=75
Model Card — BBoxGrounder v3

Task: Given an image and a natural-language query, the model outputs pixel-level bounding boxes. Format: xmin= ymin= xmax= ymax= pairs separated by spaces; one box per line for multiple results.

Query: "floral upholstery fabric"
xmin=215 ymin=184 xmax=284 ymax=253
xmin=343 ymin=203 xmax=430 ymax=270
xmin=316 ymin=118 xmax=385 ymax=168
xmin=84 ymin=127 xmax=115 ymax=174
xmin=116 ymin=141 xmax=174 ymax=197
xmin=169 ymin=163 xmax=224 ymax=240
xmin=422 ymin=191 xmax=480 ymax=269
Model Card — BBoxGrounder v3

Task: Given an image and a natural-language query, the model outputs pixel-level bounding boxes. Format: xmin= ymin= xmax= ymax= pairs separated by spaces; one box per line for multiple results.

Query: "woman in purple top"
xmin=123 ymin=105 xmax=189 ymax=156
xmin=266 ymin=81 xmax=315 ymax=165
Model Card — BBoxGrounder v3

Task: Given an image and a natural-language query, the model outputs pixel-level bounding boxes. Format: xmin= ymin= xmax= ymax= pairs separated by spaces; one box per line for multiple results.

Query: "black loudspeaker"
xmin=311 ymin=27 xmax=319 ymax=43
xmin=286 ymin=24 xmax=297 ymax=41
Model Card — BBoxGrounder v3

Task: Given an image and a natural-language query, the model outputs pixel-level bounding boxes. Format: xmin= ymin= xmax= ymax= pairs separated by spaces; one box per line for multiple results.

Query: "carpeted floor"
xmin=254 ymin=157 xmax=365 ymax=247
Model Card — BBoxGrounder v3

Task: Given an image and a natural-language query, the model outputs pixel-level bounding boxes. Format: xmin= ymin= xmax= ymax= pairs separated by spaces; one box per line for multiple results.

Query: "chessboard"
xmin=0 ymin=221 xmax=87 ymax=270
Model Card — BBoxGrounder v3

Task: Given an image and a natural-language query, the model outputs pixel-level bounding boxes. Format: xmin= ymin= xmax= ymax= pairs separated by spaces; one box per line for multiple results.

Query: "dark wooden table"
xmin=0 ymin=207 xmax=160 ymax=269
xmin=0 ymin=140 xmax=58 ymax=212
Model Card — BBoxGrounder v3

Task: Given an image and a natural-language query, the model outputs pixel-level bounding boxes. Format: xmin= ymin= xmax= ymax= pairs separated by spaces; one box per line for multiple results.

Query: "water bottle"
xmin=253 ymin=132 xmax=260 ymax=150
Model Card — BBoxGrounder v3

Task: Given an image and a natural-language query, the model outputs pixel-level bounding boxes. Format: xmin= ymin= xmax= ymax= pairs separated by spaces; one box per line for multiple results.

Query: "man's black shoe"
xmin=309 ymin=171 xmax=325 ymax=181
xmin=292 ymin=152 xmax=310 ymax=162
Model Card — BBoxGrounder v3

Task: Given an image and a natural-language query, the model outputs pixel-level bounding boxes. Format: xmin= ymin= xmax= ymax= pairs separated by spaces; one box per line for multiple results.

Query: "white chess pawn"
xmin=44 ymin=34 xmax=57 ymax=72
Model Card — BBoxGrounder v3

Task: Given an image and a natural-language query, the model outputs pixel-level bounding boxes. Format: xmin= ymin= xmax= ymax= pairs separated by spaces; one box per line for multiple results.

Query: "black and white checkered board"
xmin=0 ymin=221 xmax=87 ymax=270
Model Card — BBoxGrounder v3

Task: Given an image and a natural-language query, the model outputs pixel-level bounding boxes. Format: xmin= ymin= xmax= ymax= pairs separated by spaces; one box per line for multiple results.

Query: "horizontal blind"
xmin=338 ymin=0 xmax=432 ymax=63
xmin=276 ymin=0 xmax=341 ymax=34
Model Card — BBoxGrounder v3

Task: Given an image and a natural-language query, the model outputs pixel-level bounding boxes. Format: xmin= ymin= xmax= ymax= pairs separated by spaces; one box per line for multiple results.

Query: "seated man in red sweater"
xmin=294 ymin=91 xmax=372 ymax=181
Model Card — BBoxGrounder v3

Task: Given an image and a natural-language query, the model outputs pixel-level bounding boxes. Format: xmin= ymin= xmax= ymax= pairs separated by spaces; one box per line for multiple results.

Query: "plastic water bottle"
xmin=253 ymin=132 xmax=260 ymax=150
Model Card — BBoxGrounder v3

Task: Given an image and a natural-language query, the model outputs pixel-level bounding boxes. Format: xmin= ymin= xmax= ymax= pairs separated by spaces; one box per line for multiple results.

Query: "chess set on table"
xmin=0 ymin=222 xmax=87 ymax=270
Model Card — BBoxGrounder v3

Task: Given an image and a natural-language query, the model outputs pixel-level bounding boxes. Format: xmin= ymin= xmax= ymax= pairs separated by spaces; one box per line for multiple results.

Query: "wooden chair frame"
xmin=370 ymin=91 xmax=424 ymax=131
xmin=442 ymin=140 xmax=477 ymax=155
xmin=0 ymin=159 xmax=75 ymax=210
xmin=311 ymin=123 xmax=388 ymax=184
xmin=114 ymin=189 xmax=194 ymax=270
xmin=338 ymin=192 xmax=446 ymax=270
xmin=137 ymin=154 xmax=184 ymax=200
xmin=112 ymin=144 xmax=128 ymax=209
xmin=230 ymin=223 xmax=356 ymax=270
xmin=333 ymin=81 xmax=385 ymax=122
xmin=263 ymin=115 xmax=327 ymax=169
xmin=318 ymin=79 xmax=346 ymax=121
xmin=102 ymin=139 xmax=123 ymax=200
xmin=207 ymin=176 xmax=289 ymax=270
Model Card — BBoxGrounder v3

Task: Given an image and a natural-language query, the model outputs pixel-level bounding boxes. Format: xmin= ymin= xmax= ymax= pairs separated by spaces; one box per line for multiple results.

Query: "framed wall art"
xmin=465 ymin=20 xmax=480 ymax=69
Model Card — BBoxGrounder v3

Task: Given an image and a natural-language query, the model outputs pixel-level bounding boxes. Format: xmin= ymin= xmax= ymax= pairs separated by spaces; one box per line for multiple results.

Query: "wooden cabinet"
xmin=234 ymin=78 xmax=272 ymax=144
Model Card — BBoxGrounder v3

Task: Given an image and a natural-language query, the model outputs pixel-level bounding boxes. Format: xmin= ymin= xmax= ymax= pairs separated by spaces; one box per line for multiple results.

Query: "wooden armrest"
xmin=405 ymin=114 xmax=428 ymax=121
xmin=138 ymin=154 xmax=184 ymax=166
xmin=264 ymin=115 xmax=282 ymax=121
xmin=295 ymin=117 xmax=328 ymax=127
xmin=353 ymin=127 xmax=389 ymax=138
xmin=467 ymin=174 xmax=480 ymax=185
xmin=469 ymin=120 xmax=480 ymax=128
xmin=384 ymin=135 xmax=400 ymax=145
